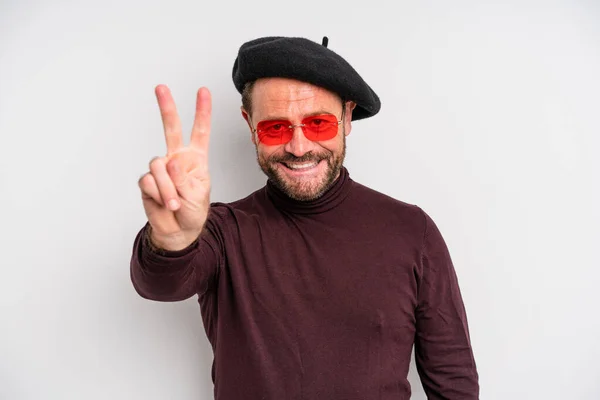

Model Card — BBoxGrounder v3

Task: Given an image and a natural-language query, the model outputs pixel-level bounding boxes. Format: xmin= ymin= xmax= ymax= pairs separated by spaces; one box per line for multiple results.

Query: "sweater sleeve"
xmin=129 ymin=207 xmax=224 ymax=302
xmin=414 ymin=210 xmax=479 ymax=399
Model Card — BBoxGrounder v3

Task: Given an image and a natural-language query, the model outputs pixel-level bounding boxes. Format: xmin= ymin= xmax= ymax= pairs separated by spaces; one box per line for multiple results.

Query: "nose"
xmin=283 ymin=125 xmax=313 ymax=157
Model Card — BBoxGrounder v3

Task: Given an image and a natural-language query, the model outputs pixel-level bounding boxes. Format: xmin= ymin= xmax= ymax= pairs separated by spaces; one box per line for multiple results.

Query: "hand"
xmin=138 ymin=85 xmax=212 ymax=251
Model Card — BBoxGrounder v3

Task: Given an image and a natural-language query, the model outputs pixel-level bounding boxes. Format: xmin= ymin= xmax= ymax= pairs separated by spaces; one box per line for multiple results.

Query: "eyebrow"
xmin=258 ymin=110 xmax=336 ymax=122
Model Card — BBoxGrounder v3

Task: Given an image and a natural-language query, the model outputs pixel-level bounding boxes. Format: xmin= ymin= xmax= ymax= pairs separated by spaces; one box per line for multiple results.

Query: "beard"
xmin=256 ymin=134 xmax=347 ymax=202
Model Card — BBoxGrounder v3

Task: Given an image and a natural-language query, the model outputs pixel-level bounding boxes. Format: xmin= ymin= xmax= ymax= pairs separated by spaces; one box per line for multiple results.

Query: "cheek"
xmin=257 ymin=144 xmax=283 ymax=160
xmin=316 ymin=133 xmax=344 ymax=154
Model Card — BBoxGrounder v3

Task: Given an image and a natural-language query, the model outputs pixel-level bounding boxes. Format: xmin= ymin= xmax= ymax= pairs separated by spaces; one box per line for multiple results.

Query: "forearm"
xmin=130 ymin=223 xmax=204 ymax=301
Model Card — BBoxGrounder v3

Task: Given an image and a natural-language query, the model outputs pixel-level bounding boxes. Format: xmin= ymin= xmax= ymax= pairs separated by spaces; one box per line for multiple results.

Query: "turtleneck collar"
xmin=265 ymin=167 xmax=352 ymax=215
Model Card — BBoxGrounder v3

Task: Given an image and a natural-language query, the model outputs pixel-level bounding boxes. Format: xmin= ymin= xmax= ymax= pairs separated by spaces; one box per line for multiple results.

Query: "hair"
xmin=241 ymin=81 xmax=256 ymax=116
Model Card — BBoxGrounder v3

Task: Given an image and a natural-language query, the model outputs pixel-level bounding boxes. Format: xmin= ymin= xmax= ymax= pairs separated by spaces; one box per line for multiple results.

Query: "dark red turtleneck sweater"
xmin=130 ymin=167 xmax=479 ymax=399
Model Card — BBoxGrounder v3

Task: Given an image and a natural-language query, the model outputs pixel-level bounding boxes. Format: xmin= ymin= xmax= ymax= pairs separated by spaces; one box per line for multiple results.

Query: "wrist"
xmin=145 ymin=224 xmax=200 ymax=252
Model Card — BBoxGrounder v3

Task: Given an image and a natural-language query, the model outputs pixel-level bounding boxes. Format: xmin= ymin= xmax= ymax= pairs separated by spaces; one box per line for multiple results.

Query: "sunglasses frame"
xmin=249 ymin=105 xmax=348 ymax=145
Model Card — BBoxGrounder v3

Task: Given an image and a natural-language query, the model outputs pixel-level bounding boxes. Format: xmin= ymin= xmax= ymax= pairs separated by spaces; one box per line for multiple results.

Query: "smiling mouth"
xmin=282 ymin=161 xmax=320 ymax=170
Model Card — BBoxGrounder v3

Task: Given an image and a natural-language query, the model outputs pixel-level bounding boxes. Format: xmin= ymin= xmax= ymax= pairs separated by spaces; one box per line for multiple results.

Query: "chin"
xmin=274 ymin=165 xmax=329 ymax=201
xmin=266 ymin=158 xmax=343 ymax=202
xmin=282 ymin=178 xmax=329 ymax=201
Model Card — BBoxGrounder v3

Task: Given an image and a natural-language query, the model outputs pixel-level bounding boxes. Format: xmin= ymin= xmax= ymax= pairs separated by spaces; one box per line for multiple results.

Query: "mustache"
xmin=268 ymin=151 xmax=330 ymax=164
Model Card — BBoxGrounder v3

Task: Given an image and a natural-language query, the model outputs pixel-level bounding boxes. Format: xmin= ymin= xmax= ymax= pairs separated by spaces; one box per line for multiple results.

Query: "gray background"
xmin=1 ymin=0 xmax=599 ymax=399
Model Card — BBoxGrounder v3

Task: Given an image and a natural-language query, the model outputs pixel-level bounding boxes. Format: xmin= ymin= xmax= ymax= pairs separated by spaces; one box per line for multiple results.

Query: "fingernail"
xmin=168 ymin=199 xmax=179 ymax=210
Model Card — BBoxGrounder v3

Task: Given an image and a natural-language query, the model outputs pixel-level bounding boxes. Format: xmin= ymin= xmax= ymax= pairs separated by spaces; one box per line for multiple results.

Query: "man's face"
xmin=242 ymin=77 xmax=355 ymax=201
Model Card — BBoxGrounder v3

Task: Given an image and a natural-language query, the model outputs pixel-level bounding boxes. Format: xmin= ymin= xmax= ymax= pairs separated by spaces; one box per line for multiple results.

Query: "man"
xmin=131 ymin=36 xmax=479 ymax=399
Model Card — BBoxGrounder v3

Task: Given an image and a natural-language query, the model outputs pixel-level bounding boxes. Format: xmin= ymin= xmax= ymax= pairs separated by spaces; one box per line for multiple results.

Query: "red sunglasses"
xmin=252 ymin=114 xmax=342 ymax=145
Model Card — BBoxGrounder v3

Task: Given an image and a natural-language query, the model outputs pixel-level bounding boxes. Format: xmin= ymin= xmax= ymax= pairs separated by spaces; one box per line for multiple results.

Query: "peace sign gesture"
xmin=138 ymin=85 xmax=212 ymax=251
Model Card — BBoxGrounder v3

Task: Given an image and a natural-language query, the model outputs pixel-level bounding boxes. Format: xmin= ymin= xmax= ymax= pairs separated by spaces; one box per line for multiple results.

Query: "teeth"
xmin=285 ymin=162 xmax=318 ymax=170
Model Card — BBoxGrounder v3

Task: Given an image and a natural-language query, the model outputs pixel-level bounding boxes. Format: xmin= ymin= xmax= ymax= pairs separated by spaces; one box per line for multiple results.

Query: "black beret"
xmin=232 ymin=36 xmax=381 ymax=121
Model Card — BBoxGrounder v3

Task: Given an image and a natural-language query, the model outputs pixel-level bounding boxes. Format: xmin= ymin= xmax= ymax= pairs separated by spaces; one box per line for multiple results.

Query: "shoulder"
xmin=207 ymin=185 xmax=269 ymax=222
xmin=349 ymin=180 xmax=417 ymax=209
xmin=349 ymin=179 xmax=428 ymax=229
xmin=349 ymin=180 xmax=451 ymax=253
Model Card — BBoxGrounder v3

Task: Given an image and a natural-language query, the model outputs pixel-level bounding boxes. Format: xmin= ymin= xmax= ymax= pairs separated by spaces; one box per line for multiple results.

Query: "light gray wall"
xmin=1 ymin=0 xmax=599 ymax=399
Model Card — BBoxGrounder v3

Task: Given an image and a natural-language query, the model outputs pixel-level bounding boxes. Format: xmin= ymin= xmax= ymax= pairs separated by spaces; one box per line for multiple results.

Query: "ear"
xmin=241 ymin=107 xmax=257 ymax=145
xmin=343 ymin=101 xmax=357 ymax=137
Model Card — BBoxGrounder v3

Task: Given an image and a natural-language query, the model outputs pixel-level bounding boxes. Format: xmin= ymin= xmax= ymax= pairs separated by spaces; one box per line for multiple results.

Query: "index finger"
xmin=190 ymin=87 xmax=212 ymax=151
xmin=155 ymin=84 xmax=183 ymax=155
